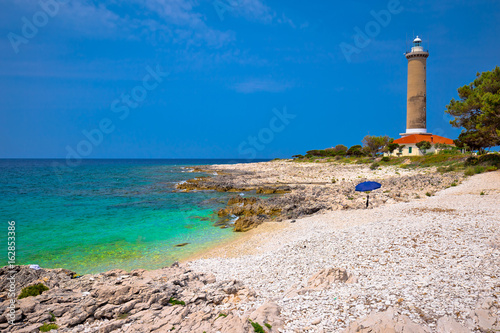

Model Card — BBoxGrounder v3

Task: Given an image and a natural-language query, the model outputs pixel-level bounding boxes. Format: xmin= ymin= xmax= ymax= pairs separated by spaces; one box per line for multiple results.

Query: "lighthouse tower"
xmin=403 ymin=36 xmax=429 ymax=135
xmin=392 ymin=35 xmax=456 ymax=156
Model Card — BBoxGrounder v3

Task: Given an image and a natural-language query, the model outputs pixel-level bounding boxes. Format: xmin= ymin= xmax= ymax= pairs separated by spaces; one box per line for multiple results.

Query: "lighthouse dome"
xmin=411 ymin=36 xmax=424 ymax=52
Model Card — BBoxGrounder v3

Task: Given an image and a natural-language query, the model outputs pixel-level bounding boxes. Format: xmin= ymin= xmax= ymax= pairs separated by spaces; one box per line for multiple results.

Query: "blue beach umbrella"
xmin=355 ymin=181 xmax=382 ymax=208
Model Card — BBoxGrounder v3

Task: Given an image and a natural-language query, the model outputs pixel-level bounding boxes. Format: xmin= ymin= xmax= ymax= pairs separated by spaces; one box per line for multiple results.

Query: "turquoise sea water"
xmin=0 ymin=159 xmax=267 ymax=274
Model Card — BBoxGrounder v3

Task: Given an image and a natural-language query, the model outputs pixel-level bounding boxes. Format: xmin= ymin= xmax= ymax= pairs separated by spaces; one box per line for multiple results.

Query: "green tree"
xmin=334 ymin=144 xmax=348 ymax=153
xmin=446 ymin=66 xmax=500 ymax=152
xmin=362 ymin=135 xmax=390 ymax=157
xmin=386 ymin=143 xmax=400 ymax=156
xmin=416 ymin=141 xmax=432 ymax=154
xmin=347 ymin=145 xmax=364 ymax=156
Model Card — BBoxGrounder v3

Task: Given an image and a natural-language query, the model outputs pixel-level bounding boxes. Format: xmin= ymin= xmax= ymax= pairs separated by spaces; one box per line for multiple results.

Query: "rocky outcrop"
xmin=217 ymin=196 xmax=283 ymax=232
xmin=306 ymin=268 xmax=357 ymax=290
xmin=343 ymin=300 xmax=499 ymax=333
xmin=0 ymin=265 xmax=282 ymax=333
xmin=176 ymin=162 xmax=464 ymax=232
xmin=343 ymin=307 xmax=432 ymax=333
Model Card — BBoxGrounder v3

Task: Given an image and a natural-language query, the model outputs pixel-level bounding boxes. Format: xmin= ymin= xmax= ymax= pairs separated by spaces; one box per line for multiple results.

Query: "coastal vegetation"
xmin=249 ymin=319 xmax=266 ymax=333
xmin=39 ymin=323 xmax=58 ymax=332
xmin=446 ymin=66 xmax=500 ymax=153
xmin=18 ymin=283 xmax=49 ymax=299
xmin=291 ymin=134 xmax=499 ymax=176
xmin=168 ymin=297 xmax=186 ymax=306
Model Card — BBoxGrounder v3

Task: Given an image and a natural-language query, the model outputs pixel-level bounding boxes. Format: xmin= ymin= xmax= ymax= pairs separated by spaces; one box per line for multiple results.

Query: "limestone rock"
xmin=436 ymin=316 xmax=470 ymax=333
xmin=343 ymin=308 xmax=431 ymax=333
xmin=249 ymin=302 xmax=284 ymax=330
xmin=307 ymin=268 xmax=355 ymax=290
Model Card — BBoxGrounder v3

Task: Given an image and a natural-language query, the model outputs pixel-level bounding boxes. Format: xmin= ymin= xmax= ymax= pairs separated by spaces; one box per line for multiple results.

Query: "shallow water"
xmin=0 ymin=159 xmax=266 ymax=274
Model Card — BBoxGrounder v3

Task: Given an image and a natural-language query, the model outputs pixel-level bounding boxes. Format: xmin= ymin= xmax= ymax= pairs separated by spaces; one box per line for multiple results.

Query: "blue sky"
xmin=0 ymin=0 xmax=499 ymax=159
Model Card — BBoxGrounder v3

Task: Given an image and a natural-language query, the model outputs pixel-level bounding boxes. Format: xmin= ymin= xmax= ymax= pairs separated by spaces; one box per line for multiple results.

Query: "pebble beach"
xmin=189 ymin=168 xmax=500 ymax=332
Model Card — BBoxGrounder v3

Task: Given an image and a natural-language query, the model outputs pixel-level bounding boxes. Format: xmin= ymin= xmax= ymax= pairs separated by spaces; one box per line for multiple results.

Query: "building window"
xmin=409 ymin=147 xmax=412 ymax=154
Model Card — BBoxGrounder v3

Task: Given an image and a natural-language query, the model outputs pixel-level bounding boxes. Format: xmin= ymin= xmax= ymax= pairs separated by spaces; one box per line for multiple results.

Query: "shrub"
xmin=425 ymin=192 xmax=432 ymax=197
xmin=465 ymin=156 xmax=479 ymax=166
xmin=335 ymin=144 xmax=348 ymax=152
xmin=347 ymin=145 xmax=365 ymax=157
xmin=18 ymin=283 xmax=49 ymax=299
xmin=49 ymin=312 xmax=56 ymax=322
xmin=306 ymin=149 xmax=338 ymax=157
xmin=381 ymin=156 xmax=390 ymax=162
xmin=465 ymin=165 xmax=486 ymax=176
xmin=370 ymin=162 xmax=380 ymax=170
xmin=437 ymin=165 xmax=456 ymax=173
xmin=478 ymin=153 xmax=500 ymax=167
xmin=168 ymin=297 xmax=185 ymax=306
xmin=249 ymin=320 xmax=265 ymax=333
xmin=416 ymin=141 xmax=432 ymax=154
xmin=39 ymin=323 xmax=58 ymax=332
xmin=464 ymin=167 xmax=475 ymax=176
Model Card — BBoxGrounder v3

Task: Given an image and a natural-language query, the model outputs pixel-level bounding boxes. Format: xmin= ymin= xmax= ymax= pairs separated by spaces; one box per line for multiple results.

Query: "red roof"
xmin=393 ymin=134 xmax=454 ymax=145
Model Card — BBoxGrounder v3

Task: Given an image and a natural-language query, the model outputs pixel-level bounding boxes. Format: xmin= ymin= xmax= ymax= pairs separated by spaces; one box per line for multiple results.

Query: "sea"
xmin=0 ymin=159 xmax=269 ymax=274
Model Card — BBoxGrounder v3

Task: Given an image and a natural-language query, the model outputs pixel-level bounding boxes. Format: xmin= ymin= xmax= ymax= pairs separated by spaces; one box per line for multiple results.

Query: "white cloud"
xmin=51 ymin=0 xmax=234 ymax=47
xmin=232 ymin=0 xmax=275 ymax=23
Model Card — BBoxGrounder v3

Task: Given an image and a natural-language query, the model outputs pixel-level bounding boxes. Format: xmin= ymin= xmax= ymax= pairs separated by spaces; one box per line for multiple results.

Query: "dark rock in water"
xmin=174 ymin=243 xmax=189 ymax=247
xmin=256 ymin=186 xmax=291 ymax=194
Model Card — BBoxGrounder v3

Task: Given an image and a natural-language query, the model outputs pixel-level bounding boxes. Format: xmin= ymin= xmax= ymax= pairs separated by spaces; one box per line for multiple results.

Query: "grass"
xmin=39 ymin=323 xmax=58 ymax=332
xmin=480 ymin=191 xmax=485 ymax=196
xmin=49 ymin=312 xmax=56 ymax=322
xmin=425 ymin=192 xmax=432 ymax=197
xmin=168 ymin=297 xmax=185 ymax=306
xmin=437 ymin=165 xmax=456 ymax=173
xmin=463 ymin=165 xmax=496 ymax=176
xmin=18 ymin=283 xmax=49 ymax=299
xmin=249 ymin=320 xmax=266 ymax=333
xmin=117 ymin=313 xmax=129 ymax=320
xmin=265 ymin=323 xmax=272 ymax=329
xmin=218 ymin=313 xmax=228 ymax=318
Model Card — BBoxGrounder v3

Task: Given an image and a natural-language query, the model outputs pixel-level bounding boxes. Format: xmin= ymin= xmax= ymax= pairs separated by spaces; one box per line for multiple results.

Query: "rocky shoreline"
xmin=0 ymin=264 xmax=281 ymax=333
xmin=177 ymin=161 xmax=464 ymax=232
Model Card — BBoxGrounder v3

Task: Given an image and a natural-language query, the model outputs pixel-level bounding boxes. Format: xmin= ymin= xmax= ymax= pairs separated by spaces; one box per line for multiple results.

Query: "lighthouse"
xmin=403 ymin=36 xmax=429 ymax=135
xmin=392 ymin=35 xmax=455 ymax=156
